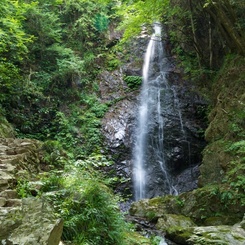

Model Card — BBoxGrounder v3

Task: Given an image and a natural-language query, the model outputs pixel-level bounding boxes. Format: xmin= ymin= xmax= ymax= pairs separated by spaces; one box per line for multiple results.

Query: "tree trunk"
xmin=206 ymin=0 xmax=245 ymax=55
xmin=189 ymin=0 xmax=202 ymax=68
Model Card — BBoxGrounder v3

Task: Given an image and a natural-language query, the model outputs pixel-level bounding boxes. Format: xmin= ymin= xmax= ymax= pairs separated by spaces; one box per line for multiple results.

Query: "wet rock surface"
xmin=100 ymin=34 xmax=207 ymax=198
xmin=99 ymin=69 xmax=128 ymax=103
xmin=172 ymin=164 xmax=200 ymax=194
xmin=101 ymin=98 xmax=137 ymax=149
xmin=125 ymin=215 xmax=178 ymax=245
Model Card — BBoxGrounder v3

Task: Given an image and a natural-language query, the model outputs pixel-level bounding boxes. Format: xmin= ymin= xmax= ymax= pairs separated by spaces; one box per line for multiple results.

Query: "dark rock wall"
xmin=100 ymin=32 xmax=207 ymax=198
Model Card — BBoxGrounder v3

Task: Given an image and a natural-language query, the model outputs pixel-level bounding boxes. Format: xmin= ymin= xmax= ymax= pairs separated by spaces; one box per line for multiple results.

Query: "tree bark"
xmin=206 ymin=0 xmax=245 ymax=55
xmin=189 ymin=0 xmax=202 ymax=68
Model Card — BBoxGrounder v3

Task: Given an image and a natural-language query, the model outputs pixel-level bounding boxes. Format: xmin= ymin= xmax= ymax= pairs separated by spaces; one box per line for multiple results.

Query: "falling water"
xmin=133 ymin=23 xmax=178 ymax=201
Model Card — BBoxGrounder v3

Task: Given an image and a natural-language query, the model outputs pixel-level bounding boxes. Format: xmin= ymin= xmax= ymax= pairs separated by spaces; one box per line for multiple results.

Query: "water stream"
xmin=133 ymin=23 xmax=180 ymax=201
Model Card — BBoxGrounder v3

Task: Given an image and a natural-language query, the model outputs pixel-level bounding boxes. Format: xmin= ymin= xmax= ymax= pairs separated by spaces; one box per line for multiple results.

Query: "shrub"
xmin=61 ymin=180 xmax=127 ymax=245
xmin=124 ymin=75 xmax=142 ymax=89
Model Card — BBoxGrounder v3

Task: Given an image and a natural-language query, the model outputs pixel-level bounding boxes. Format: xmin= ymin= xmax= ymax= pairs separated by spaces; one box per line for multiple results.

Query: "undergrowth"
xmin=38 ymin=155 xmax=151 ymax=245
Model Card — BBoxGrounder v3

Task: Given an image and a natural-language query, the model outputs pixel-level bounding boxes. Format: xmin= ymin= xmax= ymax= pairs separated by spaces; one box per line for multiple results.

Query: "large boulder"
xmin=165 ymin=221 xmax=245 ymax=245
xmin=129 ymin=184 xmax=245 ymax=226
xmin=129 ymin=192 xmax=245 ymax=244
xmin=0 ymin=198 xmax=63 ymax=245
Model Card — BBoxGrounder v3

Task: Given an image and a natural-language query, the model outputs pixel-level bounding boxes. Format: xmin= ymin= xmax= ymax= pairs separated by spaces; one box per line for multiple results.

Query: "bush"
xmin=124 ymin=75 xmax=142 ymax=89
xmin=62 ymin=181 xmax=126 ymax=245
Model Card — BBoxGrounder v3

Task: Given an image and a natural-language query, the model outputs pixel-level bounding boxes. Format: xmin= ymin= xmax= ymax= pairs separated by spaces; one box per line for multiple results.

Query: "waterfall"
xmin=133 ymin=23 xmax=178 ymax=201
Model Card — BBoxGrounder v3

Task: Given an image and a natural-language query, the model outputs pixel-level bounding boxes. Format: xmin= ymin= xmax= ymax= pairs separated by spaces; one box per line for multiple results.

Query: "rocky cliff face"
xmin=100 ymin=33 xmax=207 ymax=198
xmin=100 ymin=22 xmax=245 ymax=243
xmin=0 ymin=138 xmax=63 ymax=245
xmin=199 ymin=56 xmax=245 ymax=187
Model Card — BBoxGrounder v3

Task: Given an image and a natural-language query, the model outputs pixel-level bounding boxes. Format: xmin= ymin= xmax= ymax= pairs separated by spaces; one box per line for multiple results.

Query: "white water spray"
xmin=133 ymin=23 xmax=178 ymax=201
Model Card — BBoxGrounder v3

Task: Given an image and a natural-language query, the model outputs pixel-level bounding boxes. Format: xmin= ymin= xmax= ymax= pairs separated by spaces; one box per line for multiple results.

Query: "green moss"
xmin=0 ymin=114 xmax=15 ymax=138
xmin=199 ymin=56 xmax=245 ymax=224
xmin=166 ymin=227 xmax=193 ymax=245
xmin=130 ymin=183 xmax=244 ymax=227
xmin=124 ymin=232 xmax=151 ymax=245
xmin=145 ymin=211 xmax=157 ymax=221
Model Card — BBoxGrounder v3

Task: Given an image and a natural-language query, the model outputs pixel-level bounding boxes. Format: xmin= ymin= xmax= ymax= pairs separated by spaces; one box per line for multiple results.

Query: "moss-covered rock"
xmin=0 ymin=115 xmax=14 ymax=138
xmin=166 ymin=223 xmax=245 ymax=245
xmin=156 ymin=216 xmax=245 ymax=245
xmin=166 ymin=227 xmax=194 ymax=245
xmin=187 ymin=224 xmax=245 ymax=245
xmin=6 ymin=198 xmax=63 ymax=245
xmin=198 ymin=140 xmax=232 ymax=186
xmin=130 ymin=183 xmax=245 ymax=226
xmin=199 ymin=55 xmax=245 ymax=187
xmin=156 ymin=214 xmax=195 ymax=234
xmin=0 ymin=138 xmax=63 ymax=245
xmin=124 ymin=231 xmax=152 ymax=245
xmin=129 ymin=195 xmax=174 ymax=219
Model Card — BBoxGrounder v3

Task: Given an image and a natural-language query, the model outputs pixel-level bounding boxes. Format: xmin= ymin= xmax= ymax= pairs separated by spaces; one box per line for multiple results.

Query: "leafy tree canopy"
xmin=0 ymin=0 xmax=34 ymax=62
xmin=117 ymin=0 xmax=170 ymax=41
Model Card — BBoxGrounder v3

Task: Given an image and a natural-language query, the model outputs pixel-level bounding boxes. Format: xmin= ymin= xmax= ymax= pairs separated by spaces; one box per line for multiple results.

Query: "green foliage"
xmin=106 ymin=53 xmax=121 ymax=70
xmin=229 ymin=110 xmax=245 ymax=139
xmin=52 ymin=112 xmax=78 ymax=152
xmin=77 ymin=94 xmax=109 ymax=155
xmin=42 ymin=140 xmax=68 ymax=167
xmin=220 ymin=190 xmax=233 ymax=204
xmin=145 ymin=211 xmax=157 ymax=221
xmin=227 ymin=140 xmax=245 ymax=155
xmin=230 ymin=175 xmax=245 ymax=199
xmin=175 ymin=196 xmax=185 ymax=207
xmin=0 ymin=0 xmax=35 ymax=109
xmin=0 ymin=0 xmax=118 ymax=141
xmin=0 ymin=62 xmax=21 ymax=103
xmin=150 ymin=236 xmax=164 ymax=245
xmin=59 ymin=0 xmax=111 ymax=52
xmin=47 ymin=44 xmax=85 ymax=80
xmin=117 ymin=0 xmax=170 ymax=42
xmin=75 ymin=154 xmax=113 ymax=170
xmin=124 ymin=75 xmax=142 ymax=89
xmin=225 ymin=158 xmax=245 ymax=202
xmin=41 ymin=170 xmax=65 ymax=192
xmin=62 ymin=181 xmax=126 ymax=245
xmin=0 ymin=0 xmax=34 ymax=62
xmin=16 ymin=180 xmax=32 ymax=198
xmin=94 ymin=13 xmax=109 ymax=32
xmin=41 ymin=159 xmax=130 ymax=245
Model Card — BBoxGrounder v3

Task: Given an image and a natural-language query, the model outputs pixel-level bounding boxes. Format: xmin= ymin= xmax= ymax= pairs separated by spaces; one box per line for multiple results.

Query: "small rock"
xmin=0 ymin=197 xmax=7 ymax=207
xmin=0 ymin=190 xmax=18 ymax=199
xmin=5 ymin=199 xmax=22 ymax=207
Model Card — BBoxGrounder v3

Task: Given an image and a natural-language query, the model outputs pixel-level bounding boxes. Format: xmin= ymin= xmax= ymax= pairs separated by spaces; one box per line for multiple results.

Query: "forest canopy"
xmin=0 ymin=1 xmax=245 ymax=245
xmin=0 ymin=0 xmax=244 ymax=150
